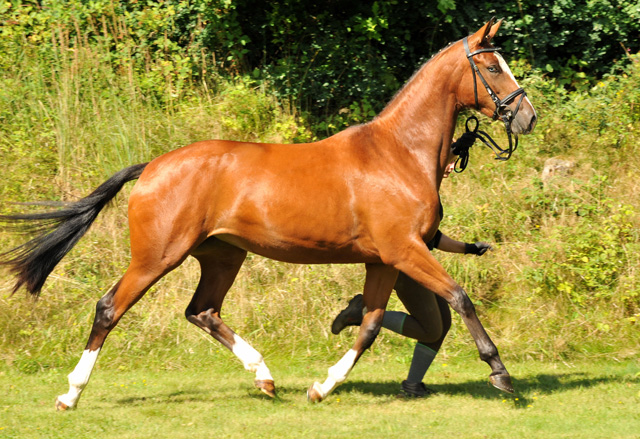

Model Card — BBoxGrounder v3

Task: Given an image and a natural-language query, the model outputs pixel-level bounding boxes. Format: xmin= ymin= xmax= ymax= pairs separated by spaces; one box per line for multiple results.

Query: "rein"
xmin=452 ymin=116 xmax=516 ymax=173
xmin=454 ymin=37 xmax=528 ymax=172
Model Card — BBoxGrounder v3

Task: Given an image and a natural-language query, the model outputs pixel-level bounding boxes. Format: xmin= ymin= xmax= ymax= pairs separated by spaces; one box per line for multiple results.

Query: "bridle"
xmin=453 ymin=37 xmax=528 ymax=171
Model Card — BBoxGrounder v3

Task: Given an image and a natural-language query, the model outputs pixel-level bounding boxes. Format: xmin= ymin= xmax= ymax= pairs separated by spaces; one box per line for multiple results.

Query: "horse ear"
xmin=487 ymin=18 xmax=503 ymax=43
xmin=471 ymin=17 xmax=502 ymax=46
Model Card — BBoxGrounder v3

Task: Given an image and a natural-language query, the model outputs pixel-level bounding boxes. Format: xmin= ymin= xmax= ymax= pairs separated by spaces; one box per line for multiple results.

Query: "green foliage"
xmin=4 ymin=0 xmax=638 ymax=130
xmin=491 ymin=0 xmax=640 ymax=87
xmin=192 ymin=0 xmax=640 ymax=124
xmin=523 ymin=190 xmax=638 ymax=308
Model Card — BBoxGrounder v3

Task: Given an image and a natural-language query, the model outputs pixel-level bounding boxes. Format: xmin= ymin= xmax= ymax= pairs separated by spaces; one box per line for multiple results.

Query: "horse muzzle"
xmin=510 ymin=105 xmax=537 ymax=135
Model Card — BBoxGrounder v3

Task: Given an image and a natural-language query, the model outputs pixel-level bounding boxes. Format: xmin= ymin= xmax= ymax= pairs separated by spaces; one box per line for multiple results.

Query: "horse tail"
xmin=0 ymin=163 xmax=149 ymax=297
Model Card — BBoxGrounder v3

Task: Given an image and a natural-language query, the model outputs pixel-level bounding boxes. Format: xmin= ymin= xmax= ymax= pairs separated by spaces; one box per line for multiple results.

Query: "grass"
xmin=0 ymin=357 xmax=638 ymax=438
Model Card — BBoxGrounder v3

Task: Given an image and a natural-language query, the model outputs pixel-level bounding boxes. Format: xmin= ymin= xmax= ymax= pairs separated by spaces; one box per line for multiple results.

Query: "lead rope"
xmin=452 ymin=116 xmax=519 ymax=173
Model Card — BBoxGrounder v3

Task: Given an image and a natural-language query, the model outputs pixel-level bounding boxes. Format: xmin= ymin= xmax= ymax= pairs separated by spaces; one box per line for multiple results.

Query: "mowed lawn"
xmin=0 ymin=356 xmax=638 ymax=439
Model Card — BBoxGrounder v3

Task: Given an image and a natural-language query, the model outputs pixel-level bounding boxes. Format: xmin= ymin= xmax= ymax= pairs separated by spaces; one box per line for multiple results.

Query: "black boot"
xmin=331 ymin=294 xmax=364 ymax=334
xmin=400 ymin=380 xmax=436 ymax=398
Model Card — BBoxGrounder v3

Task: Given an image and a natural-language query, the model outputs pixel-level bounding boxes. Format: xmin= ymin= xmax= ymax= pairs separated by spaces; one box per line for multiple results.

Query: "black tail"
xmin=0 ymin=163 xmax=149 ymax=296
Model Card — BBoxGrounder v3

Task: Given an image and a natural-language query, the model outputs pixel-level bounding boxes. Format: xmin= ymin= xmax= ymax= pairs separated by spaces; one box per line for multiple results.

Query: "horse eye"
xmin=487 ymin=65 xmax=500 ymax=74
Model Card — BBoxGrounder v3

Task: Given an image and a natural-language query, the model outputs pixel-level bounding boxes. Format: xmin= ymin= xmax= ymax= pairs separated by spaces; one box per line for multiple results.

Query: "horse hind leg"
xmin=55 ymin=259 xmax=179 ymax=411
xmin=185 ymin=239 xmax=275 ymax=397
xmin=307 ymin=263 xmax=397 ymax=402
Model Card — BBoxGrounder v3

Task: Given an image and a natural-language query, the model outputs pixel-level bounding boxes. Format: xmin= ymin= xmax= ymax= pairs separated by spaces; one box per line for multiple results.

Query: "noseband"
xmin=454 ymin=37 xmax=527 ymax=170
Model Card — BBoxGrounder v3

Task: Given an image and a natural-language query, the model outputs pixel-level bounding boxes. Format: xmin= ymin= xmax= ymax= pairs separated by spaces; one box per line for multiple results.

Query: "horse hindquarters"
xmin=56 ymin=177 xmax=208 ymax=410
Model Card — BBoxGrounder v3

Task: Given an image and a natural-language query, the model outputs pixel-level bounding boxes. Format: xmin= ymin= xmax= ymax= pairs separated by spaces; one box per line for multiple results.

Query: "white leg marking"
xmin=316 ymin=349 xmax=358 ymax=399
xmin=56 ymin=349 xmax=100 ymax=409
xmin=231 ymin=334 xmax=273 ymax=381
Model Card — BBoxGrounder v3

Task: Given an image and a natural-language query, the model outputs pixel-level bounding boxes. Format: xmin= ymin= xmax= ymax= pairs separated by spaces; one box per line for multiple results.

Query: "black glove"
xmin=464 ymin=242 xmax=492 ymax=256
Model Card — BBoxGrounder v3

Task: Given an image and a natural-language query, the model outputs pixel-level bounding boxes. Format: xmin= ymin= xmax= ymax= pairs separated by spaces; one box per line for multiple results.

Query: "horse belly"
xmin=215 ymin=232 xmax=380 ymax=264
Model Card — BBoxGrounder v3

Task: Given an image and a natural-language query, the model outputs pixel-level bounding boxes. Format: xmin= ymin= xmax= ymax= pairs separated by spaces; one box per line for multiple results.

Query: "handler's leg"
xmin=395 ymin=274 xmax=452 ymax=396
xmin=330 ymin=272 xmax=454 ymax=397
xmin=332 ymin=273 xmax=444 ymax=341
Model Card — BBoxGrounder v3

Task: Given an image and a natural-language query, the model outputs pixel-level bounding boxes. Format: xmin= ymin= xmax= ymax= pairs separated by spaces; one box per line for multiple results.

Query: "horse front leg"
xmin=307 ymin=263 xmax=397 ymax=402
xmin=447 ymin=284 xmax=513 ymax=392
xmin=394 ymin=242 xmax=513 ymax=394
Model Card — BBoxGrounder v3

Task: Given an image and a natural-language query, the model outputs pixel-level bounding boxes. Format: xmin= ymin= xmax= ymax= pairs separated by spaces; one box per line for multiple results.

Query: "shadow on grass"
xmin=115 ymin=384 xmax=298 ymax=406
xmin=112 ymin=370 xmax=637 ymax=409
xmin=335 ymin=370 xmax=637 ymax=408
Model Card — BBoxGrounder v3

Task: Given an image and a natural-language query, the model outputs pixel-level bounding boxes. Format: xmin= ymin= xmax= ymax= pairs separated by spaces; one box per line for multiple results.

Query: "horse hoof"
xmin=306 ymin=382 xmax=324 ymax=403
xmin=490 ymin=373 xmax=514 ymax=394
xmin=55 ymin=397 xmax=71 ymax=411
xmin=254 ymin=379 xmax=276 ymax=398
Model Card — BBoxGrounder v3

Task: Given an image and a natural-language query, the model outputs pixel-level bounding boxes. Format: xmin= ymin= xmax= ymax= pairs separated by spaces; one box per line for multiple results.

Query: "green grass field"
xmin=1 ymin=356 xmax=638 ymax=438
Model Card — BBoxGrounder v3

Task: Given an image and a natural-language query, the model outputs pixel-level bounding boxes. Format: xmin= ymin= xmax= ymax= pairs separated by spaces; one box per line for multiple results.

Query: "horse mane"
xmin=374 ymin=40 xmax=458 ymax=120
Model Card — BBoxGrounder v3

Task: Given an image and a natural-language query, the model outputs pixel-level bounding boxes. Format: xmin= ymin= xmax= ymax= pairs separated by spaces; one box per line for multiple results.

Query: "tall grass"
xmin=1 ymin=9 xmax=638 ymax=376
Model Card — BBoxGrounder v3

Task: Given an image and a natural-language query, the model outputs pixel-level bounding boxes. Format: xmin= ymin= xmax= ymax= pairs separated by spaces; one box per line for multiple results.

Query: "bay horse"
xmin=1 ymin=19 xmax=536 ymax=409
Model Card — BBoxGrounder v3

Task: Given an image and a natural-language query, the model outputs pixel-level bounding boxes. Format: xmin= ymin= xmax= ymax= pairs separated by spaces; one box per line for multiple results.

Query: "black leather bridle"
xmin=454 ymin=36 xmax=528 ymax=169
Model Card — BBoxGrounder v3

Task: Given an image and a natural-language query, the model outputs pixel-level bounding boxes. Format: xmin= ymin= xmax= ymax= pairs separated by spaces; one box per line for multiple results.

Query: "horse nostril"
xmin=529 ymin=115 xmax=537 ymax=132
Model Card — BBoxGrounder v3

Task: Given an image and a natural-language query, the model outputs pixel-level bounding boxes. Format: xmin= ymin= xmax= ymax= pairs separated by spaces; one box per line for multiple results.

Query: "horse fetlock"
xmin=246 ymin=359 xmax=273 ymax=382
xmin=56 ymin=377 xmax=87 ymax=410
xmin=230 ymin=334 xmax=273 ymax=382
xmin=478 ymin=346 xmax=500 ymax=364
xmin=56 ymin=348 xmax=101 ymax=410
xmin=306 ymin=349 xmax=358 ymax=402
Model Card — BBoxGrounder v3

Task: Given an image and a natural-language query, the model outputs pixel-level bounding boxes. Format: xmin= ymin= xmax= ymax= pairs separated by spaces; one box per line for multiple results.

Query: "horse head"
xmin=458 ymin=18 xmax=537 ymax=136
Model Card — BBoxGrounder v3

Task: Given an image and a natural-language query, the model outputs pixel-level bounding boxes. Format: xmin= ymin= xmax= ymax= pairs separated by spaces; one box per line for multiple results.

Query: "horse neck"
xmin=372 ymin=48 xmax=464 ymax=184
